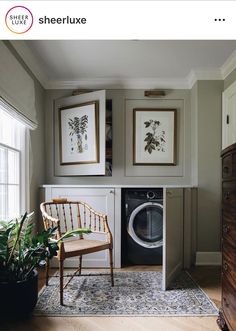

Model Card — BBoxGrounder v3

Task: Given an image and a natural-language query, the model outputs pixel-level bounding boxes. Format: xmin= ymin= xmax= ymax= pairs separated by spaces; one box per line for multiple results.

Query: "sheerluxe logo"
xmin=5 ymin=6 xmax=33 ymax=34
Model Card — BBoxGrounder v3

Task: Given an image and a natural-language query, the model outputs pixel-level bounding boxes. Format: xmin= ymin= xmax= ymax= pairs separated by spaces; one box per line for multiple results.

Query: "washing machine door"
xmin=127 ymin=202 xmax=163 ymax=249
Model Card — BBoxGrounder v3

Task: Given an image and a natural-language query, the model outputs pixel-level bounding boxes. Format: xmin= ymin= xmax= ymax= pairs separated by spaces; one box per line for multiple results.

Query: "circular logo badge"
xmin=5 ymin=6 xmax=33 ymax=34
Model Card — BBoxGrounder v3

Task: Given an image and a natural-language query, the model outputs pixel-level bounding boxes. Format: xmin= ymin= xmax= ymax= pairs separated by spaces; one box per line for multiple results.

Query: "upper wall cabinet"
xmin=222 ymin=81 xmax=236 ymax=150
xmin=54 ymin=90 xmax=106 ymax=176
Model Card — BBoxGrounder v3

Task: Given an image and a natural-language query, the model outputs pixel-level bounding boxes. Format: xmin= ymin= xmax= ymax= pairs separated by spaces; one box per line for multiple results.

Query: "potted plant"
xmin=0 ymin=212 xmax=90 ymax=317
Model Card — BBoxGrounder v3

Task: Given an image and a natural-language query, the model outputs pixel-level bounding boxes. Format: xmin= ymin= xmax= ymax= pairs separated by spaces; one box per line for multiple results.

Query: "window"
xmin=0 ymin=105 xmax=28 ymax=220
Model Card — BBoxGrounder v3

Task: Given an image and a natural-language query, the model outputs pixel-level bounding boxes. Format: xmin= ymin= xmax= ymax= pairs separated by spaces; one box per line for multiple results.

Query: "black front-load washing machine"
xmin=121 ymin=188 xmax=163 ymax=266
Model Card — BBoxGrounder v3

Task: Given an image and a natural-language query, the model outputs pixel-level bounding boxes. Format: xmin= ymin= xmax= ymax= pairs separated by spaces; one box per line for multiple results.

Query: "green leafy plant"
xmin=0 ymin=212 xmax=91 ymax=283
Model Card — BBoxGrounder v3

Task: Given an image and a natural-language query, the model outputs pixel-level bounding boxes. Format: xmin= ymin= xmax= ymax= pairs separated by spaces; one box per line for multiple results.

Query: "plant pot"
xmin=0 ymin=269 xmax=38 ymax=317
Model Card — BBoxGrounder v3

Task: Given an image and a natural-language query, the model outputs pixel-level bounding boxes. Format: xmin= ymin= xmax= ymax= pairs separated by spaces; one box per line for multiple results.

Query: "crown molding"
xmin=10 ymin=41 xmax=236 ymax=90
xmin=46 ymin=72 xmax=222 ymax=90
xmin=187 ymin=69 xmax=222 ymax=88
xmin=45 ymin=77 xmax=189 ymax=90
xmin=221 ymin=50 xmax=236 ymax=80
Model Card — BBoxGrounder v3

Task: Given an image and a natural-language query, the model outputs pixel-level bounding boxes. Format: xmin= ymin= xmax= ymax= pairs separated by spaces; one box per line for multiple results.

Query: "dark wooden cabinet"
xmin=218 ymin=143 xmax=236 ymax=331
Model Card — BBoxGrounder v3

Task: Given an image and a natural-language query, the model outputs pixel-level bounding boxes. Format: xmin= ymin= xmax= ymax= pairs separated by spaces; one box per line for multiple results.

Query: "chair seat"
xmin=63 ymin=239 xmax=110 ymax=257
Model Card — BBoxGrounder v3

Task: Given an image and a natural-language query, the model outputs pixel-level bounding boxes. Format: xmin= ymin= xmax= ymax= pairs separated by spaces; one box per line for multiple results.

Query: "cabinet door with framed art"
xmin=222 ymin=81 xmax=236 ymax=150
xmin=54 ymin=90 xmax=106 ymax=176
xmin=44 ymin=187 xmax=115 ymax=268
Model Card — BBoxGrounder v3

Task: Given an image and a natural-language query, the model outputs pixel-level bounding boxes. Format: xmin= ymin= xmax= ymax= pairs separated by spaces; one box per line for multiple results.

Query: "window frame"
xmin=20 ymin=128 xmax=30 ymax=216
xmin=0 ymin=110 xmax=29 ymax=219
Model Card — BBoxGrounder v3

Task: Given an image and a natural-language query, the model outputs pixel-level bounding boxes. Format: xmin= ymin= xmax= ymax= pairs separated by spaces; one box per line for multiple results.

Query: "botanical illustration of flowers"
xmin=68 ymin=115 xmax=88 ymax=153
xmin=144 ymin=119 xmax=166 ymax=154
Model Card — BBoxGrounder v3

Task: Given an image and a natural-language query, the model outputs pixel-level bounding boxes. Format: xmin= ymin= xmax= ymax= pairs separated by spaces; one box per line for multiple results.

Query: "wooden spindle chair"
xmin=40 ymin=199 xmax=114 ymax=305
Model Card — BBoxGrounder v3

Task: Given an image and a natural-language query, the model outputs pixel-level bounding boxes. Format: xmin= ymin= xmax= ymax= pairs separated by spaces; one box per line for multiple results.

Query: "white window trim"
xmin=0 ymin=106 xmax=30 ymax=218
xmin=0 ymin=143 xmax=20 ymax=218
xmin=20 ymin=128 xmax=30 ymax=214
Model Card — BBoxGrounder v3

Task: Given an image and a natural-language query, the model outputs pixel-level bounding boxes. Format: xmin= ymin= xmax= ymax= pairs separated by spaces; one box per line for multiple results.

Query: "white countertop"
xmin=40 ymin=184 xmax=195 ymax=188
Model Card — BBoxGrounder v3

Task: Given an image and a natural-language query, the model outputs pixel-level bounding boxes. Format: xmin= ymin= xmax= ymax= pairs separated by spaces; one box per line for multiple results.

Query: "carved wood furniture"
xmin=218 ymin=143 xmax=236 ymax=330
xmin=40 ymin=199 xmax=114 ymax=305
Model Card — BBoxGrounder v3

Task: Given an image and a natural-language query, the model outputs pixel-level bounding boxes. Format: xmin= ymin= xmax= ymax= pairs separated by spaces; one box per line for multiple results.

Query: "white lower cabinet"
xmin=43 ymin=187 xmax=115 ymax=268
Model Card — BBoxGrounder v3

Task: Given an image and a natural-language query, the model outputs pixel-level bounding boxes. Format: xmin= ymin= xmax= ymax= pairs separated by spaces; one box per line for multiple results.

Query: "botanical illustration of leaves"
xmin=68 ymin=114 xmax=88 ymax=153
xmin=144 ymin=121 xmax=151 ymax=128
xmin=68 ymin=115 xmax=88 ymax=136
xmin=143 ymin=119 xmax=166 ymax=154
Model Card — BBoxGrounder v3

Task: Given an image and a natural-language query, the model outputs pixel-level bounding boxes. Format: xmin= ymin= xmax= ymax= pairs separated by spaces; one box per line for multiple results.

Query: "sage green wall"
xmin=4 ymin=42 xmax=46 ymax=219
xmin=45 ymin=84 xmax=224 ymax=253
xmin=196 ymin=80 xmax=223 ymax=251
xmin=190 ymin=83 xmax=198 ymax=187
xmin=44 ymin=89 xmax=191 ymax=185
xmin=224 ymin=68 xmax=236 ymax=90
xmin=28 ymin=81 xmax=45 ymax=217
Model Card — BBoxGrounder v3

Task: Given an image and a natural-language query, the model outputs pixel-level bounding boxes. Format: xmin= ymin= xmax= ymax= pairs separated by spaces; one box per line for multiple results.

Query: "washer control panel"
xmin=125 ymin=188 xmax=163 ymax=200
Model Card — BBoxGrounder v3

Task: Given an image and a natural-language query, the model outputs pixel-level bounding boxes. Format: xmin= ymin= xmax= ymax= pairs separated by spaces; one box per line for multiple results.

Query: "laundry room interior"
xmin=1 ymin=39 xmax=236 ymax=329
xmin=41 ymin=86 xmax=196 ymax=289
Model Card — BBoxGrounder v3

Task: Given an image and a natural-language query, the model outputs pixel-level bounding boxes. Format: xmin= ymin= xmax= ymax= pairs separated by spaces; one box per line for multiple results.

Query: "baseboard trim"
xmin=196 ymin=252 xmax=222 ymax=266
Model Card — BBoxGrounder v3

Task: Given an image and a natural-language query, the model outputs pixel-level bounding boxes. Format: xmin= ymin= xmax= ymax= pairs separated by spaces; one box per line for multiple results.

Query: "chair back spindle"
xmin=55 ymin=204 xmax=60 ymax=222
xmin=99 ymin=216 xmax=101 ymax=231
xmin=62 ymin=204 xmax=68 ymax=232
xmin=83 ymin=205 xmax=86 ymax=228
xmin=68 ymin=203 xmax=74 ymax=231
xmin=94 ymin=214 xmax=97 ymax=231
xmin=89 ymin=210 xmax=92 ymax=229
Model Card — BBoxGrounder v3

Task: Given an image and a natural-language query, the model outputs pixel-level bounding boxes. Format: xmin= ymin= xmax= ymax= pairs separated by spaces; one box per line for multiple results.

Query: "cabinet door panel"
xmin=163 ymin=188 xmax=183 ymax=290
xmin=50 ymin=187 xmax=115 ymax=267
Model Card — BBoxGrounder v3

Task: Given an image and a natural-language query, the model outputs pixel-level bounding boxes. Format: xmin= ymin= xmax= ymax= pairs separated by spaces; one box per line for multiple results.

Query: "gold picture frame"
xmin=59 ymin=101 xmax=99 ymax=165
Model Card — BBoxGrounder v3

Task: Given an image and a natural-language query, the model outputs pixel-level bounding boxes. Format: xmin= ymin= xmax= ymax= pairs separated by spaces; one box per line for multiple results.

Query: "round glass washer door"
xmin=127 ymin=202 xmax=163 ymax=249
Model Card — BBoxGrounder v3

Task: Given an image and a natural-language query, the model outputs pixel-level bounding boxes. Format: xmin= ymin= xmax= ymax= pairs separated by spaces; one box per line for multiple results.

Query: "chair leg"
xmin=79 ymin=255 xmax=83 ymax=275
xmin=109 ymin=248 xmax=114 ymax=287
xmin=59 ymin=260 xmax=64 ymax=305
xmin=45 ymin=257 xmax=50 ymax=286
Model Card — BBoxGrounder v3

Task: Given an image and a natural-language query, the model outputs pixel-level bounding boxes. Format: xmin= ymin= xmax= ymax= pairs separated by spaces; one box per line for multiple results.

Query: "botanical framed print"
xmin=59 ymin=101 xmax=99 ymax=165
xmin=133 ymin=108 xmax=176 ymax=165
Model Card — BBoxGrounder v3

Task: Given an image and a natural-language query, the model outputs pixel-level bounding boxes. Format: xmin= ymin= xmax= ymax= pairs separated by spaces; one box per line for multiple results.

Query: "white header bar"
xmin=0 ymin=1 xmax=236 ymax=39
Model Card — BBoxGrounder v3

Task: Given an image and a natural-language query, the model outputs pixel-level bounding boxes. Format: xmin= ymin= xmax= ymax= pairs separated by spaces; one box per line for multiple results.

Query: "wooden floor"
xmin=1 ymin=266 xmax=221 ymax=331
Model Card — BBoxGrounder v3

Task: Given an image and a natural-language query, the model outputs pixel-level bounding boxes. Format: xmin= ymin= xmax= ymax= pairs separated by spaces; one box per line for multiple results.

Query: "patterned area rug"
xmin=34 ymin=271 xmax=218 ymax=316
